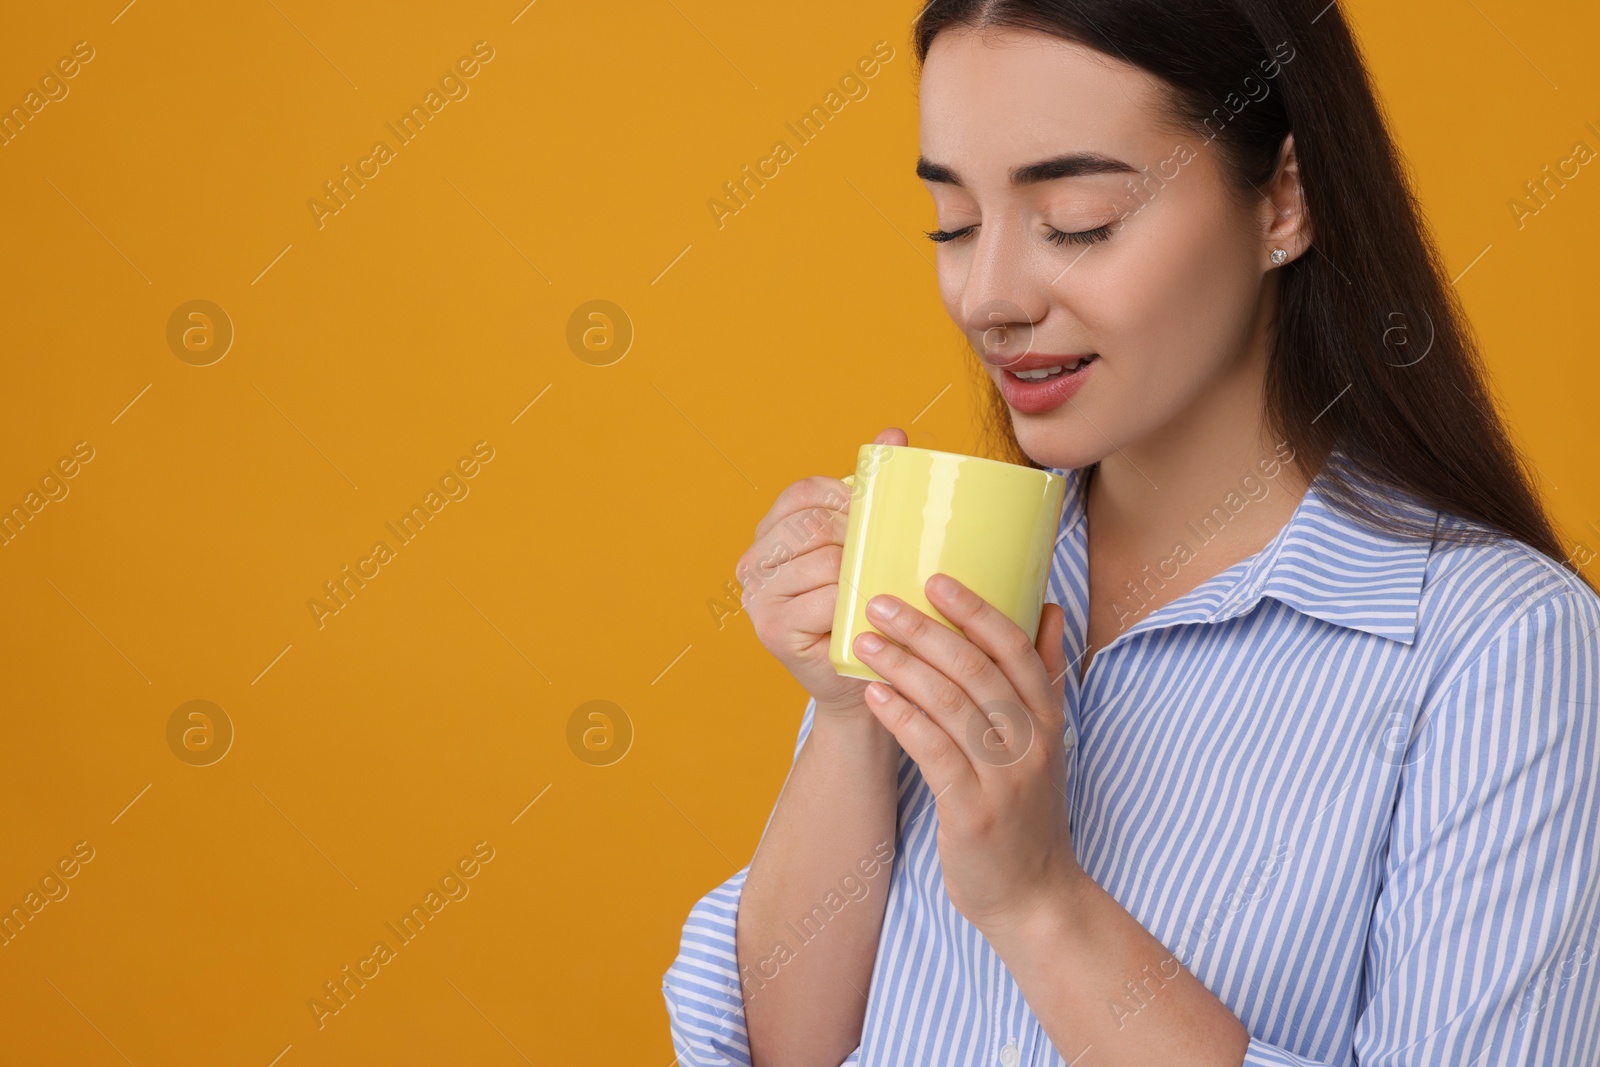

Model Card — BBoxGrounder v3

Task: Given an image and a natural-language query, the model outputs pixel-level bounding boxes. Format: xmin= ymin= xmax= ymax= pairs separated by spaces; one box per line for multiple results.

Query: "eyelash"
xmin=922 ymin=223 xmax=1115 ymax=247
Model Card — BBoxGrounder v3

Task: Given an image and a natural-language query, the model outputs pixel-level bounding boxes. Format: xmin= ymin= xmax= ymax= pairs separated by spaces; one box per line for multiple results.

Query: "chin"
xmin=1010 ymin=421 xmax=1109 ymax=472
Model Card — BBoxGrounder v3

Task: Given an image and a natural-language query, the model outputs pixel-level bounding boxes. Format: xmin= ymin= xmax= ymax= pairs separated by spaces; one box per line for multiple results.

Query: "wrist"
xmin=984 ymin=863 xmax=1095 ymax=958
xmin=813 ymin=693 xmax=880 ymax=729
xmin=809 ymin=701 xmax=901 ymax=758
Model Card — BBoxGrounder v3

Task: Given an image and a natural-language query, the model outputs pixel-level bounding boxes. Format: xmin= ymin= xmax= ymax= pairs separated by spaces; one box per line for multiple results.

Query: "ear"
xmin=1260 ymin=132 xmax=1313 ymax=268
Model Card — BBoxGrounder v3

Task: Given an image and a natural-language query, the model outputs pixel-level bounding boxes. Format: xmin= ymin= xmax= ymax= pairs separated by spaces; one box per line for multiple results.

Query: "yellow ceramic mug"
xmin=829 ymin=444 xmax=1068 ymax=683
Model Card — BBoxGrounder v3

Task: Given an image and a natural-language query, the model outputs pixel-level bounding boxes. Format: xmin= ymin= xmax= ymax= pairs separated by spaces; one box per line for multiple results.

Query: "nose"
xmin=955 ymin=219 xmax=1049 ymax=368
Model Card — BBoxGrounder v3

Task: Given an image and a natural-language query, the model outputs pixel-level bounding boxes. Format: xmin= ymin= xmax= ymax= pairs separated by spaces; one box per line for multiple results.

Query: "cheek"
xmin=1036 ymin=204 xmax=1262 ymax=451
xmin=1086 ymin=201 xmax=1261 ymax=375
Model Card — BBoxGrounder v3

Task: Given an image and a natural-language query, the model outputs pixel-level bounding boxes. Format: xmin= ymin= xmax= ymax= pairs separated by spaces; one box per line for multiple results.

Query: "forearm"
xmin=985 ymin=871 xmax=1250 ymax=1067
xmin=738 ymin=707 xmax=902 ymax=1067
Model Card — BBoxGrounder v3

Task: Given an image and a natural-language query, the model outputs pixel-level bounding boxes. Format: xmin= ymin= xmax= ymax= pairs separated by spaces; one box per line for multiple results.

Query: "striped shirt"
xmin=663 ymin=452 xmax=1600 ymax=1065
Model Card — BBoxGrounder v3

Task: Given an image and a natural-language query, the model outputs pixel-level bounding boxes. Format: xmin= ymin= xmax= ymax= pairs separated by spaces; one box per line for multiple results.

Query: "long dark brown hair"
xmin=913 ymin=0 xmax=1595 ymax=594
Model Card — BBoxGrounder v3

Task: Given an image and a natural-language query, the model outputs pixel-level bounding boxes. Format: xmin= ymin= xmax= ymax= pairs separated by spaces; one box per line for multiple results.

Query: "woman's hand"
xmin=853 ymin=573 xmax=1086 ymax=938
xmin=736 ymin=426 xmax=909 ymax=717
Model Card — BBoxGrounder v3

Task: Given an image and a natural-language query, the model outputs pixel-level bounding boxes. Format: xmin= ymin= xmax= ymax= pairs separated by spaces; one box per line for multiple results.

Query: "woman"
xmin=664 ymin=1 xmax=1600 ymax=1064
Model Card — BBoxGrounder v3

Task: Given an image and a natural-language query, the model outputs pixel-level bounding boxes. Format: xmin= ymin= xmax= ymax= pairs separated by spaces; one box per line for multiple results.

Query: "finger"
xmin=776 ymin=582 xmax=842 ymax=641
xmin=862 ymin=677 xmax=976 ymax=801
xmin=924 ymin=574 xmax=1061 ymax=722
xmin=742 ymin=511 xmax=851 ymax=591
xmin=739 ymin=540 xmax=844 ymax=605
xmin=860 ymin=597 xmax=1039 ymax=768
xmin=743 ymin=501 xmax=849 ymax=585
xmin=752 ymin=483 xmax=851 ymax=548
xmin=874 ymin=427 xmax=908 ymax=447
xmin=852 ymin=622 xmax=1018 ymax=769
xmin=1036 ymin=603 xmax=1069 ymax=721
xmin=753 ymin=476 xmax=853 ymax=544
xmin=759 ymin=430 xmax=900 ymax=547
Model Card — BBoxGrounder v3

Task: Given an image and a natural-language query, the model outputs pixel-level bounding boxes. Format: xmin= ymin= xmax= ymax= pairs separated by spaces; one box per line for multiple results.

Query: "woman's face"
xmin=918 ymin=27 xmax=1280 ymax=472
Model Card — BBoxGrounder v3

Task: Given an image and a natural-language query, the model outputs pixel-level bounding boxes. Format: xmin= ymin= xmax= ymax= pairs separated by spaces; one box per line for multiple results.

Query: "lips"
xmin=996 ymin=354 xmax=1098 ymax=414
xmin=986 ymin=352 xmax=1097 ymax=372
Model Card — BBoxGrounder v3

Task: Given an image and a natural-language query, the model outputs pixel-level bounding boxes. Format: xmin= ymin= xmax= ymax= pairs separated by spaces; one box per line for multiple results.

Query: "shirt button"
xmin=1000 ymin=1041 xmax=1020 ymax=1066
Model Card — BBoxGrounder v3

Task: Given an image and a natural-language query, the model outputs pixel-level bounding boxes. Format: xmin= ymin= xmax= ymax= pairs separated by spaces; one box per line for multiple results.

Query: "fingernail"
xmin=857 ymin=632 xmax=886 ymax=653
xmin=930 ymin=574 xmax=958 ymax=598
xmin=868 ymin=596 xmax=900 ymax=619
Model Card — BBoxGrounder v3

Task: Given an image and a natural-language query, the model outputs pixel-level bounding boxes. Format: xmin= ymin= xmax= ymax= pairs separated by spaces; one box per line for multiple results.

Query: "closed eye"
xmin=922 ymin=223 xmax=1114 ymax=247
xmin=1046 ymin=223 xmax=1113 ymax=246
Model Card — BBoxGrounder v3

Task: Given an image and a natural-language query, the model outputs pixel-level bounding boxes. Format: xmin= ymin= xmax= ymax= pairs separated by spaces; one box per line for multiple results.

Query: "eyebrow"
xmin=915 ymin=151 xmax=1140 ymax=188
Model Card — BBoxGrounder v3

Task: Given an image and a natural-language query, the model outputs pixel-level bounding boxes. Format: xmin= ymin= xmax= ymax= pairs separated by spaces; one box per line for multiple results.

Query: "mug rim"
xmin=854 ymin=442 xmax=1064 ymax=479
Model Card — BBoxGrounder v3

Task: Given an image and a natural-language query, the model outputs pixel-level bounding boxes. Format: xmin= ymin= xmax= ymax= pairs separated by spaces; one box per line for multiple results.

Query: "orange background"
xmin=0 ymin=1 xmax=1595 ymax=1062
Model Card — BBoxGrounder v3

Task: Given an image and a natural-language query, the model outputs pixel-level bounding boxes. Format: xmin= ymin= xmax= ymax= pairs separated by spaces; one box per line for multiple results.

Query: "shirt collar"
xmin=1053 ymin=448 xmax=1437 ymax=646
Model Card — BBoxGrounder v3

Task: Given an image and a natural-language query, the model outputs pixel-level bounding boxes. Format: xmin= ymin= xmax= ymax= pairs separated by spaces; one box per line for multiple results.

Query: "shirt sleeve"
xmin=662 ymin=695 xmax=821 ymax=1066
xmin=1241 ymin=589 xmax=1600 ymax=1065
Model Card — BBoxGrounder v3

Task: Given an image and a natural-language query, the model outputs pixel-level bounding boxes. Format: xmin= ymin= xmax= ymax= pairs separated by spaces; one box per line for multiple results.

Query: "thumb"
xmin=1036 ymin=602 xmax=1069 ymax=701
xmin=873 ymin=426 xmax=909 ymax=447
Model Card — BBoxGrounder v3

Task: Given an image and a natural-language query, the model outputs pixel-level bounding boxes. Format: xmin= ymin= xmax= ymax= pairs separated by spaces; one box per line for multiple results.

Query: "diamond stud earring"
xmin=1270 ymin=248 xmax=1289 ymax=266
